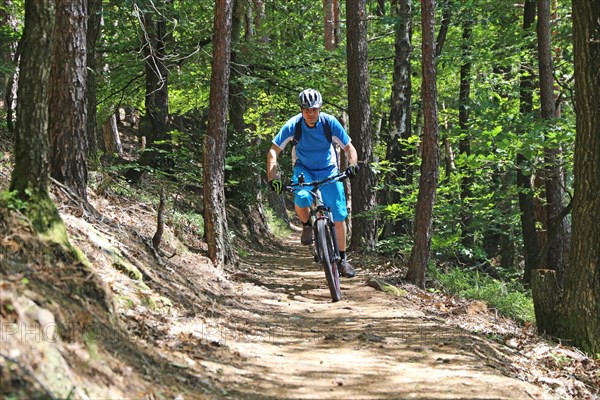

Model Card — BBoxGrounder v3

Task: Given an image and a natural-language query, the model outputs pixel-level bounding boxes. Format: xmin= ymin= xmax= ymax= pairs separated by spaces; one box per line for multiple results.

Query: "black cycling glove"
xmin=345 ymin=164 xmax=360 ymax=179
xmin=269 ymin=179 xmax=283 ymax=194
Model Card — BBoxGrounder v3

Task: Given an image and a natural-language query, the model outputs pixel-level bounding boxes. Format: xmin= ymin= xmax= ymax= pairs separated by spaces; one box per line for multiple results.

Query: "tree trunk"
xmin=518 ymin=0 xmax=540 ymax=286
xmin=126 ymin=1 xmax=172 ymax=182
xmin=9 ymin=0 xmax=64 ymax=237
xmin=243 ymin=0 xmax=254 ymax=40
xmin=435 ymin=0 xmax=451 ymax=57
xmin=5 ymin=71 xmax=17 ymax=133
xmin=537 ymin=0 xmax=569 ymax=281
xmin=102 ymin=113 xmax=123 ymax=158
xmin=375 ymin=0 xmax=385 ymax=16
xmin=347 ymin=0 xmax=377 ymax=251
xmin=458 ymin=18 xmax=473 ymax=249
xmin=203 ymin=0 xmax=235 ymax=266
xmin=405 ymin=0 xmax=439 ymax=289
xmin=0 ymin=3 xmax=8 ymax=105
xmin=334 ymin=0 xmax=342 ymax=45
xmin=48 ymin=0 xmax=88 ymax=201
xmin=252 ymin=0 xmax=267 ymax=43
xmin=86 ymin=0 xmax=102 ymax=159
xmin=1 ymin=1 xmax=20 ymax=134
xmin=230 ymin=0 xmax=246 ymax=140
xmin=558 ymin=0 xmax=600 ymax=354
xmin=324 ymin=0 xmax=336 ymax=50
xmin=382 ymin=0 xmax=413 ymax=238
xmin=531 ymin=269 xmax=560 ymax=334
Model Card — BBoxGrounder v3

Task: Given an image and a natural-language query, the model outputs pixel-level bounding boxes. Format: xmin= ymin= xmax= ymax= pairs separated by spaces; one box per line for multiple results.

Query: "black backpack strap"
xmin=292 ymin=115 xmax=332 ymax=147
xmin=322 ymin=115 xmax=332 ymax=143
xmin=292 ymin=118 xmax=302 ymax=147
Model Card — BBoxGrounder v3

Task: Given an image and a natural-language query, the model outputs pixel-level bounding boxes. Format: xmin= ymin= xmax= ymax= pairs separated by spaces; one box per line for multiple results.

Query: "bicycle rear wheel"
xmin=316 ymin=219 xmax=341 ymax=302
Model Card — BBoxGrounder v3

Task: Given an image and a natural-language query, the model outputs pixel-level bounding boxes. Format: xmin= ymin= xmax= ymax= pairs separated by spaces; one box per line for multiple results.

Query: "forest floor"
xmin=0 ymin=136 xmax=599 ymax=399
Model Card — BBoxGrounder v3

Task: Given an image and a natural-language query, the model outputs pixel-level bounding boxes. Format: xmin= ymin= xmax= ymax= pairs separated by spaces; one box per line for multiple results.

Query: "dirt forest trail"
xmin=210 ymin=232 xmax=555 ymax=400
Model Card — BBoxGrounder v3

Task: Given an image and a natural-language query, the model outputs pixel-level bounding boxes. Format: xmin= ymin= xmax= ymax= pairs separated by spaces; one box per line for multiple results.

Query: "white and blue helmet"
xmin=298 ymin=88 xmax=323 ymax=109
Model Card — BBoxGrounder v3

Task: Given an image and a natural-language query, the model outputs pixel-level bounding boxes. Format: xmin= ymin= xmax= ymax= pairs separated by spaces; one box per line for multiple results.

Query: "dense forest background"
xmin=0 ymin=0 xmax=598 ymax=357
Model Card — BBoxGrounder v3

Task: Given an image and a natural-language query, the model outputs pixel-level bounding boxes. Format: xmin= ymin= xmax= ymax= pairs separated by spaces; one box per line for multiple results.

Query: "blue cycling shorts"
xmin=292 ymin=165 xmax=348 ymax=222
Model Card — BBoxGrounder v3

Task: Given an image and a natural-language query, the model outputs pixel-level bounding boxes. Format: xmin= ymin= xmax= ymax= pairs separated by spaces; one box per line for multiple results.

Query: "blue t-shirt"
xmin=272 ymin=112 xmax=351 ymax=172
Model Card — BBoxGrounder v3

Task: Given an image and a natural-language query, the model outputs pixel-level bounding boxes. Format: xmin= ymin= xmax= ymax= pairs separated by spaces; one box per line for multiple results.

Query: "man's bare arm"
xmin=343 ymin=143 xmax=358 ymax=166
xmin=266 ymin=144 xmax=282 ymax=182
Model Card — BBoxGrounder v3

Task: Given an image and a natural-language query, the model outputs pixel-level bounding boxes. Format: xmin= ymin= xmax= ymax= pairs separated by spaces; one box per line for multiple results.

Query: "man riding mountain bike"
xmin=266 ymin=88 xmax=359 ymax=278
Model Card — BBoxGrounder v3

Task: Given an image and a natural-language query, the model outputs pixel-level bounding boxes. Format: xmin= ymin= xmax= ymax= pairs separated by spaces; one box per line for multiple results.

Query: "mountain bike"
xmin=285 ymin=172 xmax=347 ymax=302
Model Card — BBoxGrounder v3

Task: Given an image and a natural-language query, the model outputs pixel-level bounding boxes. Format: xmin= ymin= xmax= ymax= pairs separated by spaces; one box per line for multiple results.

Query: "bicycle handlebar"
xmin=284 ymin=172 xmax=348 ymax=193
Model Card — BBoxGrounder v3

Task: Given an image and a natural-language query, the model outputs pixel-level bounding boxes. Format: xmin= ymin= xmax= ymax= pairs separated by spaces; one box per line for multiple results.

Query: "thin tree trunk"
xmin=382 ymin=0 xmax=413 ymax=238
xmin=324 ymin=0 xmax=336 ymax=50
xmin=519 ymin=0 xmax=540 ymax=285
xmin=1 ymin=1 xmax=21 ymax=134
xmin=405 ymin=0 xmax=439 ymax=288
xmin=86 ymin=0 xmax=102 ymax=159
xmin=458 ymin=18 xmax=473 ymax=249
xmin=347 ymin=0 xmax=377 ymax=251
xmin=203 ymin=0 xmax=235 ymax=266
xmin=252 ymin=0 xmax=267 ymax=43
xmin=334 ymin=0 xmax=342 ymax=44
xmin=537 ymin=0 xmax=568 ymax=282
xmin=230 ymin=0 xmax=246 ymax=140
xmin=102 ymin=113 xmax=123 ymax=158
xmin=435 ymin=0 xmax=451 ymax=57
xmin=126 ymin=1 xmax=172 ymax=182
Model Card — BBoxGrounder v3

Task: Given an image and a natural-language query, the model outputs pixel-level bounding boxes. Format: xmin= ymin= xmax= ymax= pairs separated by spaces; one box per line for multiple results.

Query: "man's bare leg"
xmin=334 ymin=220 xmax=355 ymax=277
xmin=334 ymin=221 xmax=346 ymax=252
xmin=295 ymin=204 xmax=310 ymax=224
xmin=296 ymin=205 xmax=313 ymax=245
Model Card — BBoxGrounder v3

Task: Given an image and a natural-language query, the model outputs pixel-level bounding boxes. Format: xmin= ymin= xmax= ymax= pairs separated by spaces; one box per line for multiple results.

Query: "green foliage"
xmin=167 ymin=128 xmax=204 ymax=187
xmin=375 ymin=234 xmax=412 ymax=257
xmin=264 ymin=206 xmax=292 ymax=239
xmin=429 ymin=265 xmax=535 ymax=324
xmin=0 ymin=189 xmax=29 ymax=212
xmin=172 ymin=209 xmax=204 ymax=239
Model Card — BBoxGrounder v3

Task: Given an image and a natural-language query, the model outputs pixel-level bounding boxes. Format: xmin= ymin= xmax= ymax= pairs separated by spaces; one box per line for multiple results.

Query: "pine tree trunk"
xmin=9 ymin=0 xmax=64 ymax=237
xmin=10 ymin=0 xmax=55 ymax=197
xmin=48 ymin=0 xmax=89 ymax=201
xmin=347 ymin=0 xmax=377 ymax=251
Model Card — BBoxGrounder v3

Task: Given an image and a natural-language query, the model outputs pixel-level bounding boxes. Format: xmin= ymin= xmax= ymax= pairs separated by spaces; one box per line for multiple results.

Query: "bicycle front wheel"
xmin=316 ymin=219 xmax=341 ymax=302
